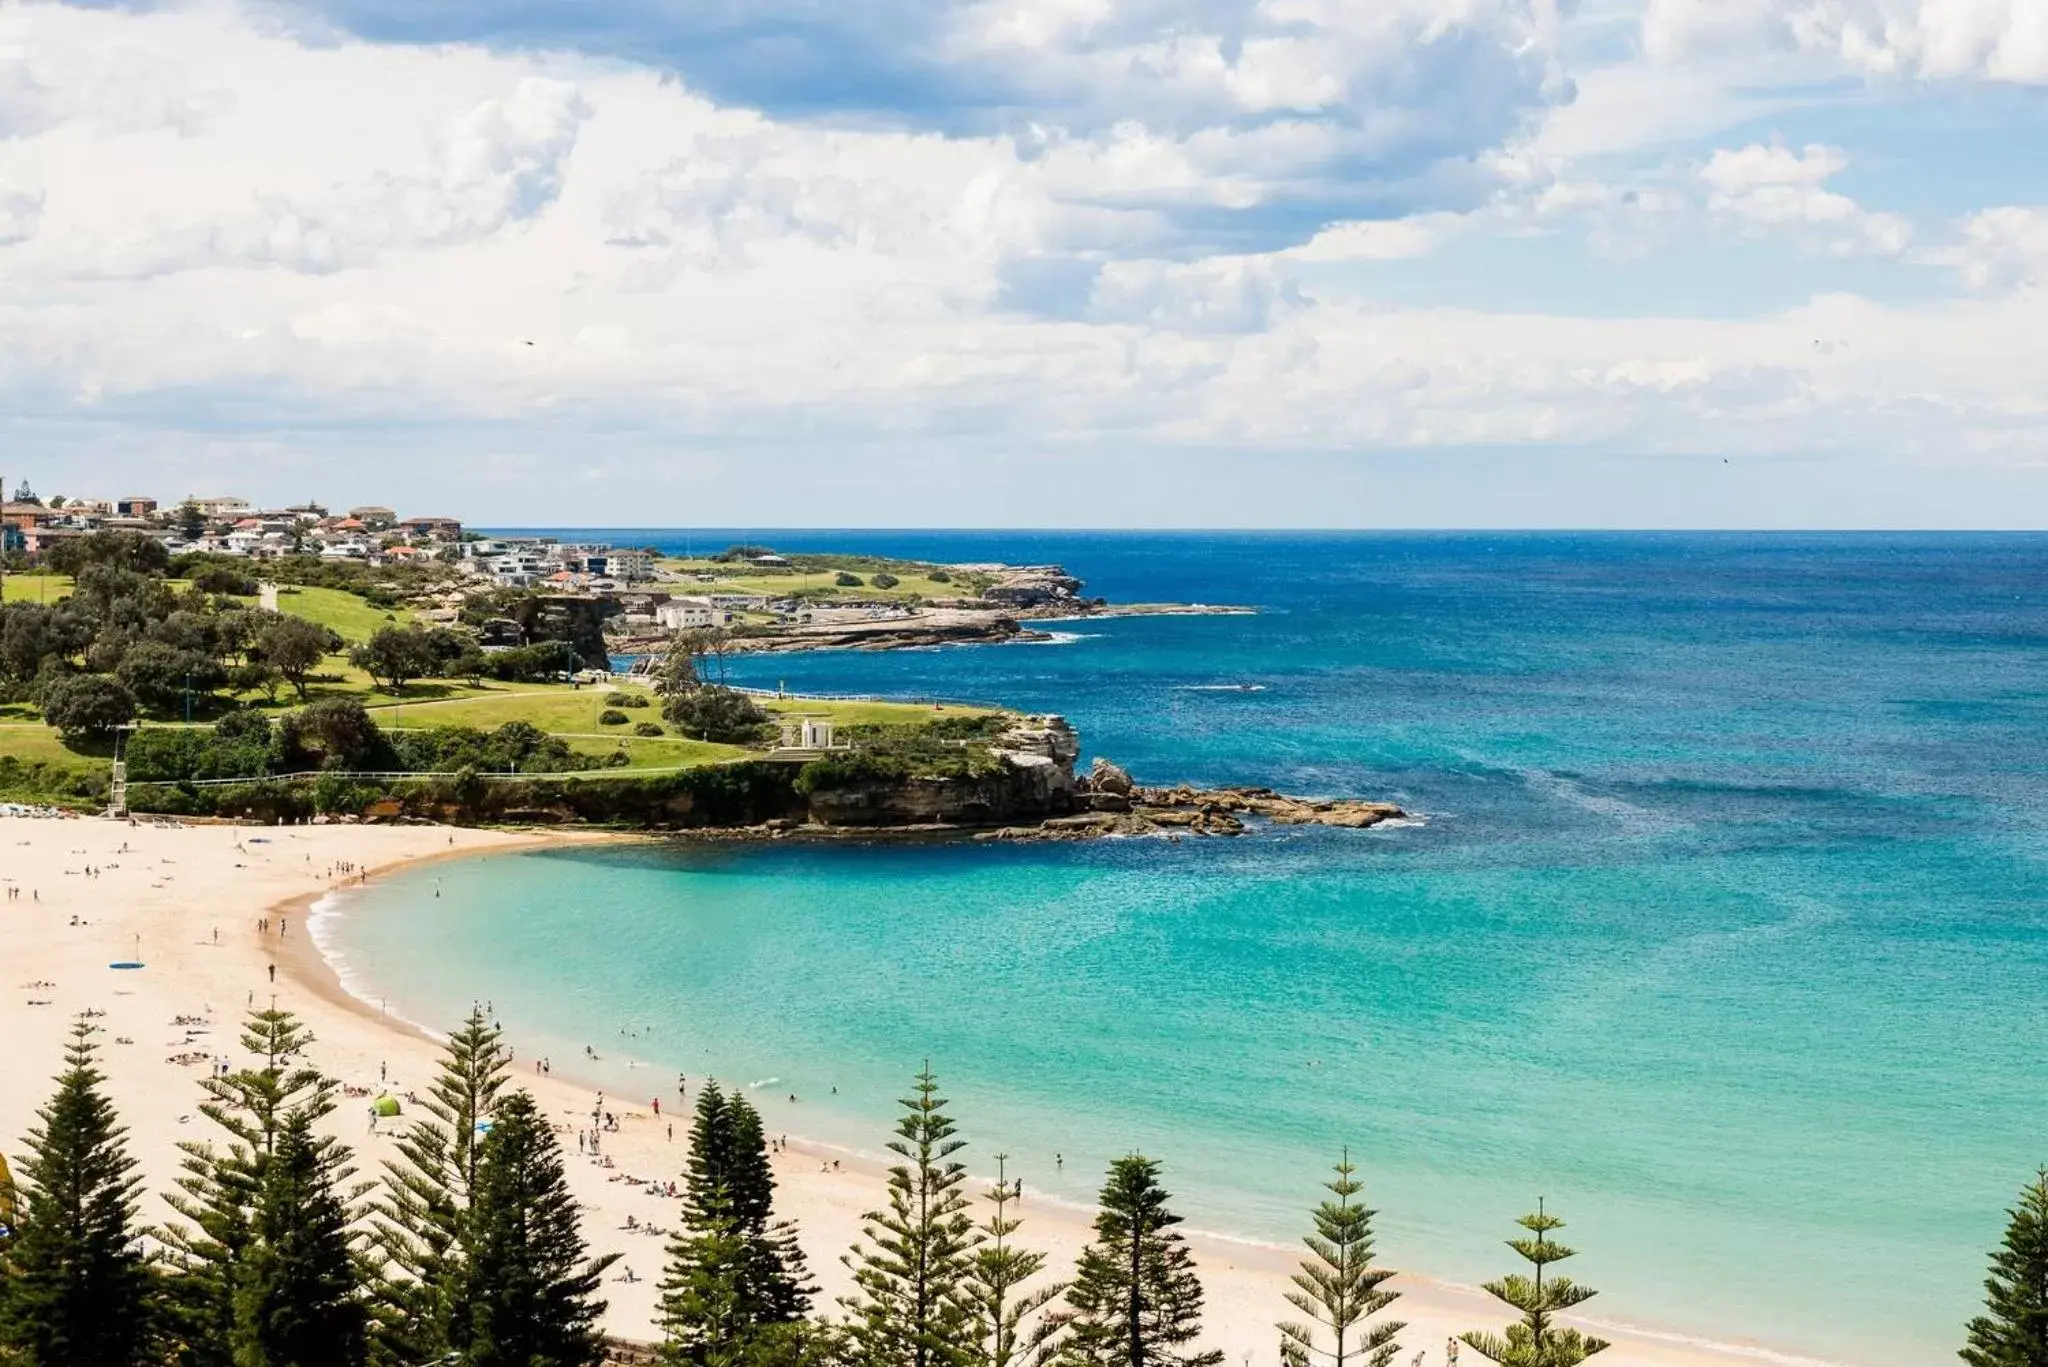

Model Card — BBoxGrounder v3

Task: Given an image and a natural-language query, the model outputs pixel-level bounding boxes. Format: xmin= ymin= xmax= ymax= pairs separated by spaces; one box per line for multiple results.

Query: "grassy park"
xmin=656 ymin=555 xmax=991 ymax=603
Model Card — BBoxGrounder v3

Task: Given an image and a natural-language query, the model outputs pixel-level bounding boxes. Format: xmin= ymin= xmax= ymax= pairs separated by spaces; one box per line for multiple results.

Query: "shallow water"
xmin=325 ymin=532 xmax=2048 ymax=1366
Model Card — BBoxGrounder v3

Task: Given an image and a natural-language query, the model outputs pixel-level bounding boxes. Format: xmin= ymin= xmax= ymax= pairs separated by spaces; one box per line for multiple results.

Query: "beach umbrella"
xmin=374 ymin=1095 xmax=401 ymax=1117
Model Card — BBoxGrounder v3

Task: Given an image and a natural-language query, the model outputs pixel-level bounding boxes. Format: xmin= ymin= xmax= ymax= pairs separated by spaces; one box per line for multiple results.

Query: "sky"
xmin=1 ymin=0 xmax=2045 ymax=527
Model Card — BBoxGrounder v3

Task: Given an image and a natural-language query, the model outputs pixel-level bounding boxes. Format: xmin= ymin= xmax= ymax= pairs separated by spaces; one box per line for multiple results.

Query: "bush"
xmin=928 ymin=569 xmax=951 ymax=583
xmin=124 ymin=726 xmax=268 ymax=784
xmin=387 ymin=722 xmax=589 ymax=775
xmin=633 ymin=722 xmax=665 ymax=738
xmin=188 ymin=565 xmax=260 ymax=597
xmin=37 ymin=673 xmax=137 ymax=742
xmin=870 ymin=571 xmax=899 ymax=589
xmin=834 ymin=571 xmax=864 ymax=588
xmin=662 ymin=685 xmax=769 ymax=744
xmin=278 ymin=698 xmax=392 ymax=772
xmin=793 ymin=750 xmax=911 ymax=795
xmin=597 ymin=709 xmax=629 ymax=726
xmin=602 ymin=691 xmax=650 ymax=708
xmin=479 ymin=640 xmax=577 ymax=683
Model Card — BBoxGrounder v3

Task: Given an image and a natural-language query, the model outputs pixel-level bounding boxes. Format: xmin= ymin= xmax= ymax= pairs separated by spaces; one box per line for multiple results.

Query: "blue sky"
xmin=0 ymin=0 xmax=2044 ymax=526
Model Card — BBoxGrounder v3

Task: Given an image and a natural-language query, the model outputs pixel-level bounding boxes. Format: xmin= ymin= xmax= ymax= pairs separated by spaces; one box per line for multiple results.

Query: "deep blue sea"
xmin=325 ymin=532 xmax=2048 ymax=1366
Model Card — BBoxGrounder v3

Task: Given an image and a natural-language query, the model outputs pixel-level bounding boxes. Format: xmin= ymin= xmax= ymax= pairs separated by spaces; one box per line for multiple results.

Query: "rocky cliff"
xmin=798 ymin=716 xmax=1081 ymax=828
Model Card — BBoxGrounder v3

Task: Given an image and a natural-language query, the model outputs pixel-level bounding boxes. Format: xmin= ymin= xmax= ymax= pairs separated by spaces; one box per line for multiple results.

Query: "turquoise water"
xmin=327 ymin=533 xmax=2048 ymax=1366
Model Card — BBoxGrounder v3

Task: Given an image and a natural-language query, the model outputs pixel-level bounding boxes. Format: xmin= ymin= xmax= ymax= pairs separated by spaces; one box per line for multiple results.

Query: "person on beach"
xmin=267 ymin=964 xmax=275 ymax=984
xmin=1446 ymin=1339 xmax=1459 ymax=1366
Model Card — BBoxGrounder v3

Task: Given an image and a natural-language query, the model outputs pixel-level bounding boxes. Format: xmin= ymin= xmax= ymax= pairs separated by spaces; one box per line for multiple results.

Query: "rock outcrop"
xmin=801 ymin=715 xmax=1081 ymax=828
xmin=980 ymin=566 xmax=1085 ymax=608
xmin=970 ymin=767 xmax=1409 ymax=841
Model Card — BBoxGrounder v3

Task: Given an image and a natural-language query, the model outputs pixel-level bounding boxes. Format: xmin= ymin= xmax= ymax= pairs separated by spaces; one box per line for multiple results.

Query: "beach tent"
xmin=373 ymin=1095 xmax=401 ymax=1118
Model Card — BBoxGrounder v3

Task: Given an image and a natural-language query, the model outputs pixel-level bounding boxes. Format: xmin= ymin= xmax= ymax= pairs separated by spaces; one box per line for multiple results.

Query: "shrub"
xmin=793 ymin=750 xmax=911 ymax=795
xmin=928 ymin=569 xmax=951 ymax=583
xmin=598 ymin=709 xmax=629 ymax=726
xmin=278 ymin=698 xmax=392 ymax=771
xmin=834 ymin=571 xmax=864 ymax=588
xmin=870 ymin=571 xmax=900 ymax=589
xmin=188 ymin=565 xmax=260 ymax=597
xmin=662 ymin=684 xmax=769 ymax=744
xmin=633 ymin=722 xmax=664 ymax=738
xmin=479 ymin=640 xmax=577 ymax=683
xmin=602 ymin=691 xmax=650 ymax=708
xmin=37 ymin=673 xmax=137 ymax=742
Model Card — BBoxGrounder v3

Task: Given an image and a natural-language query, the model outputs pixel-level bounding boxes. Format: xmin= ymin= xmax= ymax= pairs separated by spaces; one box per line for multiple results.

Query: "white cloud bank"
xmin=0 ymin=0 xmax=2044 ymax=521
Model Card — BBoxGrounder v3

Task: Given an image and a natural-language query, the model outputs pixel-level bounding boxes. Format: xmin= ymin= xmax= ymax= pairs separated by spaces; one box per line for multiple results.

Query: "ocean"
xmin=318 ymin=532 xmax=2048 ymax=1365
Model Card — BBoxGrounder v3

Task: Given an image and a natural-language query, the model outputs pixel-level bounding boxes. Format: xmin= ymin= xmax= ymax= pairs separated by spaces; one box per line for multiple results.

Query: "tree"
xmin=662 ymin=686 xmax=768 ymax=745
xmin=160 ymin=1009 xmax=344 ymax=1367
xmin=256 ymin=616 xmax=337 ymax=701
xmin=350 ymin=627 xmax=439 ymax=694
xmin=1460 ymin=1203 xmax=1608 ymax=1367
xmin=36 ymin=673 xmax=136 ymax=742
xmin=1962 ymin=1169 xmax=2048 ymax=1367
xmin=180 ymin=502 xmax=208 ymax=542
xmin=963 ymin=1156 xmax=1065 ymax=1367
xmin=1278 ymin=1153 xmax=1401 ymax=1367
xmin=1060 ymin=1156 xmax=1221 ymax=1367
xmin=370 ymin=1009 xmax=511 ymax=1366
xmin=0 ymin=1019 xmax=159 ymax=1367
xmin=659 ymin=1085 xmax=813 ymax=1365
xmin=231 ymin=1110 xmax=368 ymax=1367
xmin=46 ymin=531 xmax=173 ymax=578
xmin=842 ymin=1066 xmax=981 ymax=1367
xmin=116 ymin=640 xmax=224 ymax=717
xmin=454 ymin=1091 xmax=614 ymax=1367
xmin=660 ymin=629 xmax=734 ymax=692
xmin=278 ymin=699 xmax=389 ymax=772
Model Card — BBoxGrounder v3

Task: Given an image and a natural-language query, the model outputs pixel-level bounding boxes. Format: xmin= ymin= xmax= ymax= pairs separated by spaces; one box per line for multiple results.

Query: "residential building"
xmin=655 ymin=597 xmax=729 ymax=630
xmin=115 ymin=496 xmax=158 ymax=517
xmin=400 ymin=515 xmax=463 ymax=541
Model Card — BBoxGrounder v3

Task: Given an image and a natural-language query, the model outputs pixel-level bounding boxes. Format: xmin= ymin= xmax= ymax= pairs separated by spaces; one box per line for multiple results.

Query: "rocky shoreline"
xmin=662 ymin=751 xmax=1409 ymax=845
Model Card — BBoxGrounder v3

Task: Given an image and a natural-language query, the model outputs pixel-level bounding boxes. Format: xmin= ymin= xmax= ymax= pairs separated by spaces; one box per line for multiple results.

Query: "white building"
xmin=655 ymin=597 xmax=729 ymax=630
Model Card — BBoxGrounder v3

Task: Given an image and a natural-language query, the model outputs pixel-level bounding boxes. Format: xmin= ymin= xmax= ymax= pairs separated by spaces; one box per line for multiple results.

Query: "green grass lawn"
xmin=231 ymin=585 xmax=413 ymax=641
xmin=360 ymin=687 xmax=751 ymax=770
xmin=758 ymin=696 xmax=995 ymax=727
xmin=0 ymin=574 xmax=75 ymax=604
xmin=655 ymin=557 xmax=988 ymax=602
xmin=0 ymin=723 xmax=110 ymax=775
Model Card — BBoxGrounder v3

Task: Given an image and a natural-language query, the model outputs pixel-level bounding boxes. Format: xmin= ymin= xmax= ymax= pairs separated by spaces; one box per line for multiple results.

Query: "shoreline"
xmin=0 ymin=816 xmax=1854 ymax=1367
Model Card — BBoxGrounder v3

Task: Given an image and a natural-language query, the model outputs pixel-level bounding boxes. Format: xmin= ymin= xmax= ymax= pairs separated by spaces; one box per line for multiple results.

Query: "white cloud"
xmin=1699 ymin=141 xmax=1912 ymax=255
xmin=1288 ymin=217 xmax=1445 ymax=261
xmin=0 ymin=0 xmax=2044 ymax=513
xmin=0 ymin=178 xmax=41 ymax=245
xmin=1933 ymin=206 xmax=2048 ymax=291
xmin=1644 ymin=0 xmax=2048 ymax=83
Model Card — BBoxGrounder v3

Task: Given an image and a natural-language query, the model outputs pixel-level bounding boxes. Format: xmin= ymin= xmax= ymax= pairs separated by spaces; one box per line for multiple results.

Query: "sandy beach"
xmin=0 ymin=814 xmax=1843 ymax=1367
